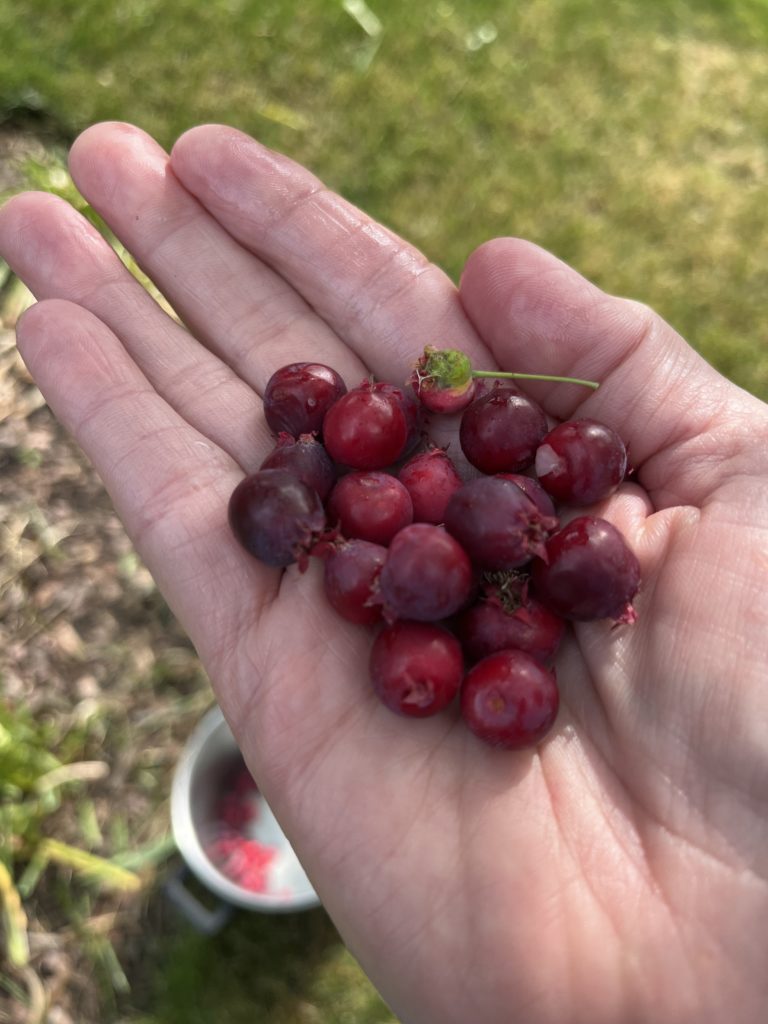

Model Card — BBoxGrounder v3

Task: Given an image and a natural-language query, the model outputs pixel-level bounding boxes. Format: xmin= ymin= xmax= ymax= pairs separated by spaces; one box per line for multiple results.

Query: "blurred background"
xmin=1 ymin=0 xmax=767 ymax=1021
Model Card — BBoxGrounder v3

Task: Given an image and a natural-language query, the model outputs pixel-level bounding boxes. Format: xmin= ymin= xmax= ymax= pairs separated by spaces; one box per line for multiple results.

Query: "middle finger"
xmin=68 ymin=122 xmax=370 ymax=393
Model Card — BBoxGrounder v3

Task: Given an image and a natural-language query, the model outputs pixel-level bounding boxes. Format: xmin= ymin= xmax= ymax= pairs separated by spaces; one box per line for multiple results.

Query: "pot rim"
xmin=170 ymin=704 xmax=320 ymax=912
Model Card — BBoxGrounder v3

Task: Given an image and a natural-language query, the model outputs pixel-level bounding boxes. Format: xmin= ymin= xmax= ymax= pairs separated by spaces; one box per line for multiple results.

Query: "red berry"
xmin=327 ymin=471 xmax=413 ymax=545
xmin=323 ymin=539 xmax=387 ymax=625
xmin=530 ymin=515 xmax=640 ymax=622
xmin=460 ymin=650 xmax=559 ymax=749
xmin=535 ymin=419 xmax=627 ymax=506
xmin=228 ymin=468 xmax=326 ymax=567
xmin=263 ymin=362 xmax=347 ymax=437
xmin=369 ymin=620 xmax=464 ymax=717
xmin=408 ymin=347 xmax=477 ymax=414
xmin=323 ymin=381 xmax=410 ymax=469
xmin=397 ymin=448 xmax=463 ymax=524
xmin=379 ymin=524 xmax=474 ymax=622
xmin=377 ymin=382 xmax=424 ymax=456
xmin=460 ymin=385 xmax=548 ymax=473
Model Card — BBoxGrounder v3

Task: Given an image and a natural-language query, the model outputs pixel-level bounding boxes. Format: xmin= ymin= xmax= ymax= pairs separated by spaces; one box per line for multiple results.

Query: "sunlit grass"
xmin=2 ymin=1 xmax=768 ymax=396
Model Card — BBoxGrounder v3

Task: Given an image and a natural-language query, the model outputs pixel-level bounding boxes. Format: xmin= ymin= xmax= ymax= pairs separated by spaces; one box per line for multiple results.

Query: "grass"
xmin=2 ymin=0 xmax=768 ymax=1020
xmin=2 ymin=0 xmax=768 ymax=396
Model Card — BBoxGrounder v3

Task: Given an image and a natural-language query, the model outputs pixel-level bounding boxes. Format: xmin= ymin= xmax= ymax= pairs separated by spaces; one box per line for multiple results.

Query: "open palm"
xmin=2 ymin=123 xmax=768 ymax=1024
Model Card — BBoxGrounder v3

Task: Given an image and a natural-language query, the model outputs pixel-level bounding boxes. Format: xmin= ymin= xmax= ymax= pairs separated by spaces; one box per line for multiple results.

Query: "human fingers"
xmin=13 ymin=298 xmax=274 ymax=673
xmin=67 ymin=122 xmax=369 ymax=391
xmin=169 ymin=124 xmax=492 ymax=383
xmin=0 ymin=191 xmax=272 ymax=472
xmin=459 ymin=237 xmax=768 ymax=508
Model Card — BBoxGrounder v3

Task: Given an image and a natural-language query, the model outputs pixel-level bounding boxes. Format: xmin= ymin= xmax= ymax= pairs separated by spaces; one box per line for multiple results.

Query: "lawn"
xmin=2 ymin=0 xmax=768 ymax=1020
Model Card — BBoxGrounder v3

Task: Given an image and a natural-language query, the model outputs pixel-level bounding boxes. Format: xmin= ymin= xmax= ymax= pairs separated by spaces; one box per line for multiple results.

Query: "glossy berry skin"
xmin=535 ymin=418 xmax=627 ymax=506
xmin=327 ymin=471 xmax=413 ymax=546
xmin=228 ymin=468 xmax=326 ymax=567
xmin=414 ymin=379 xmax=476 ymax=414
xmin=259 ymin=433 xmax=336 ymax=501
xmin=531 ymin=515 xmax=641 ymax=622
xmin=377 ymin=382 xmax=424 ymax=457
xmin=323 ymin=539 xmax=387 ymax=625
xmin=497 ymin=473 xmax=557 ymax=519
xmin=456 ymin=586 xmax=565 ymax=664
xmin=263 ymin=362 xmax=347 ymax=438
xmin=323 ymin=381 xmax=410 ymax=469
xmin=460 ymin=385 xmax=548 ymax=473
xmin=379 ymin=524 xmax=474 ymax=622
xmin=460 ymin=650 xmax=559 ymax=749
xmin=370 ymin=620 xmax=464 ymax=717
xmin=444 ymin=476 xmax=558 ymax=570
xmin=398 ymin=448 xmax=463 ymax=524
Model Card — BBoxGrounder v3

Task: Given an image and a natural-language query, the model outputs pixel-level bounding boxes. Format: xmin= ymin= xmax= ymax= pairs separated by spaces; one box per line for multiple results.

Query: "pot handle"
xmin=164 ymin=863 xmax=234 ymax=935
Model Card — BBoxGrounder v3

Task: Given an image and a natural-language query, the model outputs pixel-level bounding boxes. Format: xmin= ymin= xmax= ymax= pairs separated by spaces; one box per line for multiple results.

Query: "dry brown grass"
xmin=1 ymin=131 xmax=214 ymax=1024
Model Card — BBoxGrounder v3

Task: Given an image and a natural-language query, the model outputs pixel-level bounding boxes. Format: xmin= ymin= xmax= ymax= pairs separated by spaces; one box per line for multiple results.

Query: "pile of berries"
xmin=228 ymin=350 xmax=641 ymax=750
xmin=205 ymin=761 xmax=276 ymax=892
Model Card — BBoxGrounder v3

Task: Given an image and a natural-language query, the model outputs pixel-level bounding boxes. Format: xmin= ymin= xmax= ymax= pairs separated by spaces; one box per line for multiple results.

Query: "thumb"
xmin=459 ymin=237 xmax=767 ymax=509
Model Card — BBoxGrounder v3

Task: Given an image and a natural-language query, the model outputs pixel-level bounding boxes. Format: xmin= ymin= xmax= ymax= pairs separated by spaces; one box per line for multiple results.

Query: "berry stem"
xmin=472 ymin=370 xmax=599 ymax=390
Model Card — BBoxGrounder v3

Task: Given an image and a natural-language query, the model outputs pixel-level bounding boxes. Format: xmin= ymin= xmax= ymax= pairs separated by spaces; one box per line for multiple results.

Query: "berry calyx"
xmin=456 ymin=575 xmax=565 ymax=664
xmin=408 ymin=346 xmax=599 ymax=413
xmin=408 ymin=346 xmax=477 ymax=414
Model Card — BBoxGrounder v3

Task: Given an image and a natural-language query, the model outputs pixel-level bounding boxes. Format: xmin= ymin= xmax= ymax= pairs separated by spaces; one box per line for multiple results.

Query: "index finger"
xmin=169 ymin=124 xmax=492 ymax=383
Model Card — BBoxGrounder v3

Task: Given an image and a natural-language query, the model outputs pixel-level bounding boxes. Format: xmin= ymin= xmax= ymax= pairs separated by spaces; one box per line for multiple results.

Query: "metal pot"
xmin=168 ymin=704 xmax=320 ymax=931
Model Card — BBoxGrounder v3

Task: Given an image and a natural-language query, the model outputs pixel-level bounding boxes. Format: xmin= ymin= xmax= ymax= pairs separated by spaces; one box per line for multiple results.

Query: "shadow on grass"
xmin=122 ymin=866 xmax=396 ymax=1024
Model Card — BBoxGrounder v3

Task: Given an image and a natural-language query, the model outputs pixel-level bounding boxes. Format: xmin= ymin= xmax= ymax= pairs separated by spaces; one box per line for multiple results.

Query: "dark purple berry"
xmin=263 ymin=362 xmax=347 ymax=437
xmin=530 ymin=515 xmax=640 ymax=622
xmin=259 ymin=432 xmax=336 ymax=500
xmin=460 ymin=386 xmax=548 ymax=473
xmin=379 ymin=524 xmax=474 ymax=622
xmin=228 ymin=468 xmax=326 ymax=567
xmin=444 ymin=476 xmax=558 ymax=570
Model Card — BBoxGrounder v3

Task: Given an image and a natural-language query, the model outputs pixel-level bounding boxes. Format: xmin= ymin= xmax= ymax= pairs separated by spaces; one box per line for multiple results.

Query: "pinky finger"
xmin=14 ymin=299 xmax=276 ymax=668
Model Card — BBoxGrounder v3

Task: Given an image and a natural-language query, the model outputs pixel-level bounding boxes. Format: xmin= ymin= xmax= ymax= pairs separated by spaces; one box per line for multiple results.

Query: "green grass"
xmin=2 ymin=1 xmax=768 ymax=1020
xmin=140 ymin=907 xmax=394 ymax=1024
xmin=2 ymin=0 xmax=768 ymax=397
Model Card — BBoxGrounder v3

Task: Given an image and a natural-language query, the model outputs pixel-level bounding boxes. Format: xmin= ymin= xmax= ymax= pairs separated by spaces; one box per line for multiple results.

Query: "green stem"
xmin=472 ymin=370 xmax=599 ymax=389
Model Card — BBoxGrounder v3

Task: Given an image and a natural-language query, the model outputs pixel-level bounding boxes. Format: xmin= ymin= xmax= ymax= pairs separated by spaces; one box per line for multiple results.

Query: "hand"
xmin=2 ymin=122 xmax=767 ymax=1024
